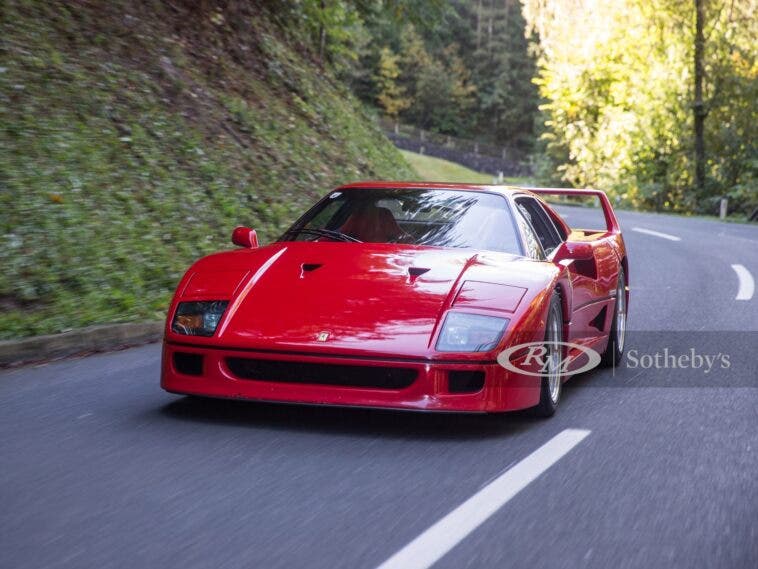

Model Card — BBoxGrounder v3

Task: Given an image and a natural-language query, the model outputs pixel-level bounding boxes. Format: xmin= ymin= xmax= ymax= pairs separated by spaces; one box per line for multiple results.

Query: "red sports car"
xmin=161 ymin=182 xmax=628 ymax=416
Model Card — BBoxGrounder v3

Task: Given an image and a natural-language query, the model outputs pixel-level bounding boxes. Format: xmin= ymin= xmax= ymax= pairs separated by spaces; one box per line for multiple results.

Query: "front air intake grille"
xmin=448 ymin=370 xmax=485 ymax=393
xmin=174 ymin=352 xmax=203 ymax=376
xmin=226 ymin=358 xmax=417 ymax=389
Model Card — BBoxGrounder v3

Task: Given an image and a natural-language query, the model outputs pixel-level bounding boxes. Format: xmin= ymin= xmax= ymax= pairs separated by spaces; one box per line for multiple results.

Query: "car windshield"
xmin=280 ymin=188 xmax=523 ymax=254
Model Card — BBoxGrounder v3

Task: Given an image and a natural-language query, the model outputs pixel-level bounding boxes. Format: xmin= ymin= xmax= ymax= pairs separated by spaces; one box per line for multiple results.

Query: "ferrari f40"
xmin=161 ymin=183 xmax=628 ymax=416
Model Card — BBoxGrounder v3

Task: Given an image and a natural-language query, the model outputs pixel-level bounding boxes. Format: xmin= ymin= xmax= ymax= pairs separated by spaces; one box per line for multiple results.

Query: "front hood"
xmin=179 ymin=242 xmax=550 ymax=358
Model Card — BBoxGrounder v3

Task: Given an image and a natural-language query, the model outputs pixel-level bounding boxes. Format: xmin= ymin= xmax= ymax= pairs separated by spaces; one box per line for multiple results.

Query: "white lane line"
xmin=376 ymin=429 xmax=591 ymax=569
xmin=631 ymin=227 xmax=681 ymax=241
xmin=731 ymin=264 xmax=755 ymax=300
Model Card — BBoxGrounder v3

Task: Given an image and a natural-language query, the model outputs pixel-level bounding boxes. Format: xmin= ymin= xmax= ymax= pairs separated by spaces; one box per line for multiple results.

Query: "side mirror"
xmin=232 ymin=226 xmax=259 ymax=249
xmin=557 ymin=241 xmax=593 ymax=261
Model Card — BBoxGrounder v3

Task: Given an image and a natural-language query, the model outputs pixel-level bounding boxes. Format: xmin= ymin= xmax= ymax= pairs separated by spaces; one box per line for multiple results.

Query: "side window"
xmin=515 ymin=204 xmax=545 ymax=260
xmin=515 ymin=197 xmax=564 ymax=256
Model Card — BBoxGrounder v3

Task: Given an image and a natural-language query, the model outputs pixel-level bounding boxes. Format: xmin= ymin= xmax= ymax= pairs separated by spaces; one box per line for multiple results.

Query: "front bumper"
xmin=161 ymin=341 xmax=541 ymax=413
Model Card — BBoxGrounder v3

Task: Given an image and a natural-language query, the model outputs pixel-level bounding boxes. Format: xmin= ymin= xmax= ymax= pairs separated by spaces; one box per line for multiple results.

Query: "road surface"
xmin=2 ymin=206 xmax=757 ymax=569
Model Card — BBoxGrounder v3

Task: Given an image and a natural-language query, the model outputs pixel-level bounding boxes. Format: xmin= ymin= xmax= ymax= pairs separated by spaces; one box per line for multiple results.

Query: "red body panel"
xmin=161 ymin=182 xmax=628 ymax=412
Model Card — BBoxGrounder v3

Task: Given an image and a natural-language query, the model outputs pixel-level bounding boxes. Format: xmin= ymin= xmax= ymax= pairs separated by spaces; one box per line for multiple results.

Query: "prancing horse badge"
xmin=316 ymin=331 xmax=330 ymax=342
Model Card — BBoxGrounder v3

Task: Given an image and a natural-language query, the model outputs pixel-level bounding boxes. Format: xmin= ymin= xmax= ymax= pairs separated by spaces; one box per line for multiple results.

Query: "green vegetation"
xmin=275 ymin=1 xmax=539 ymax=150
xmin=523 ymin=0 xmax=757 ymax=214
xmin=345 ymin=1 xmax=539 ymax=151
xmin=292 ymin=0 xmax=756 ymax=215
xmin=2 ymin=1 xmax=756 ymax=341
xmin=0 ymin=1 xmax=414 ymax=339
xmin=401 ymin=151 xmax=531 ymax=186
xmin=401 ymin=152 xmax=493 ymax=184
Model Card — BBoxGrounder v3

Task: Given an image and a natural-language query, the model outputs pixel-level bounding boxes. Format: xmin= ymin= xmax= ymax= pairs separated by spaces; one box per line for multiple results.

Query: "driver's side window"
xmin=515 ymin=197 xmax=564 ymax=257
xmin=515 ymin=203 xmax=545 ymax=260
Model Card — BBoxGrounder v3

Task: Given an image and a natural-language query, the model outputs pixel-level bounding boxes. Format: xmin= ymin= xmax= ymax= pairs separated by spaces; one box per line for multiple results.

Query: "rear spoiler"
xmin=524 ymin=188 xmax=620 ymax=234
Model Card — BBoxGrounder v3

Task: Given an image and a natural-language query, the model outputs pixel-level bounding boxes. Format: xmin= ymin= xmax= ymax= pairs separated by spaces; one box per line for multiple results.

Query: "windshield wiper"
xmin=293 ymin=228 xmax=363 ymax=243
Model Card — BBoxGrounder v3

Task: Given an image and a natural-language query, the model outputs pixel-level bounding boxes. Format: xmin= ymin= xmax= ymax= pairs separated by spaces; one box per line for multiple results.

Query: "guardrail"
xmin=379 ymin=117 xmax=532 ymax=177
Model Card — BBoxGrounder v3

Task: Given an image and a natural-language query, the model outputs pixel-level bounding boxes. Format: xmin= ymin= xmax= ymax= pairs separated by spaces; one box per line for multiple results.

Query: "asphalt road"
xmin=2 ymin=206 xmax=757 ymax=569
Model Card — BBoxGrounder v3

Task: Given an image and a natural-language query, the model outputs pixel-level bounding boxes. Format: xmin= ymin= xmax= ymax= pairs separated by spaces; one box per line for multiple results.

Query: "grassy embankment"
xmin=0 ymin=2 xmax=415 ymax=339
xmin=400 ymin=150 xmax=533 ymax=186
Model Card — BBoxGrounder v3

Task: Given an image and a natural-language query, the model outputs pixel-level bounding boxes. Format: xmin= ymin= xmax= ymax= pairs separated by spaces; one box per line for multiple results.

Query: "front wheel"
xmin=600 ymin=267 xmax=627 ymax=367
xmin=533 ymin=293 xmax=564 ymax=418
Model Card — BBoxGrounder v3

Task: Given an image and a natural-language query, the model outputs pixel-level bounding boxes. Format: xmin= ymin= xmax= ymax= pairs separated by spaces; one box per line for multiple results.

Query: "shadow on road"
xmin=159 ymin=396 xmax=544 ymax=441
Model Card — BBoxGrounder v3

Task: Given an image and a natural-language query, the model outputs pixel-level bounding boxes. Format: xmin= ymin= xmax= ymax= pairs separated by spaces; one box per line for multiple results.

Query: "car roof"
xmin=335 ymin=181 xmax=573 ymax=238
xmin=335 ymin=181 xmax=530 ymax=198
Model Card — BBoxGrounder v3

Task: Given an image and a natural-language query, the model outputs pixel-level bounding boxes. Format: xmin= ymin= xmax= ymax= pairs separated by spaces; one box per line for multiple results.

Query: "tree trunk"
xmin=693 ymin=0 xmax=706 ymax=194
xmin=487 ymin=1 xmax=494 ymax=51
xmin=476 ymin=0 xmax=482 ymax=50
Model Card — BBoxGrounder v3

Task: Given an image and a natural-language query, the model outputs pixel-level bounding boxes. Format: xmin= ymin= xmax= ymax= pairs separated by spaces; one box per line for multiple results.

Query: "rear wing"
xmin=524 ymin=188 xmax=621 ymax=234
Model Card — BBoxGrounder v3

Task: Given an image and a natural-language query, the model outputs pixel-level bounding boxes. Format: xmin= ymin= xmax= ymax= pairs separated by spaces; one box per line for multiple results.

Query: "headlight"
xmin=436 ymin=312 xmax=509 ymax=352
xmin=172 ymin=301 xmax=229 ymax=336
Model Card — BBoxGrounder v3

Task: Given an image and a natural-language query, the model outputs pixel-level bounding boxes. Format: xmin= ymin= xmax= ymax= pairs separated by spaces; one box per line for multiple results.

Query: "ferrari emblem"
xmin=316 ymin=331 xmax=330 ymax=342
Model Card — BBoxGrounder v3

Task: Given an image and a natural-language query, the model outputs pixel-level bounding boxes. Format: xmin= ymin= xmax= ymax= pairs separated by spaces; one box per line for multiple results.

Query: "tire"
xmin=533 ymin=292 xmax=564 ymax=418
xmin=600 ymin=266 xmax=627 ymax=367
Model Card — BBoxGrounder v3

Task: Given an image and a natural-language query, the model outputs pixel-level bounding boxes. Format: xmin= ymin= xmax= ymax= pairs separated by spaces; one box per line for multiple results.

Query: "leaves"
xmin=375 ymin=47 xmax=411 ymax=118
xmin=524 ymin=0 xmax=757 ymax=214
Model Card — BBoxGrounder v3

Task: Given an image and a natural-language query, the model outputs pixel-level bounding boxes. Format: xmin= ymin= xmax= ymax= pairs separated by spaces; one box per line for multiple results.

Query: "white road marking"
xmin=376 ymin=429 xmax=591 ymax=569
xmin=731 ymin=264 xmax=755 ymax=300
xmin=631 ymin=227 xmax=681 ymax=241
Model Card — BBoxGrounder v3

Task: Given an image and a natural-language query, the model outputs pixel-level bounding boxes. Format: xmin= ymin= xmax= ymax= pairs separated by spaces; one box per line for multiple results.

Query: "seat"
xmin=339 ymin=204 xmax=404 ymax=243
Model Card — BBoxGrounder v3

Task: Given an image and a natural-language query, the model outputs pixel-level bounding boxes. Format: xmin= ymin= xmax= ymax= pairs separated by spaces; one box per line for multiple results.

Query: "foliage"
xmin=375 ymin=47 xmax=410 ymax=119
xmin=394 ymin=27 xmax=477 ymax=134
xmin=0 ymin=0 xmax=415 ymax=339
xmin=274 ymin=0 xmax=446 ymax=68
xmin=464 ymin=0 xmax=540 ymax=149
xmin=523 ymin=0 xmax=758 ymax=214
xmin=340 ymin=1 xmax=540 ymax=150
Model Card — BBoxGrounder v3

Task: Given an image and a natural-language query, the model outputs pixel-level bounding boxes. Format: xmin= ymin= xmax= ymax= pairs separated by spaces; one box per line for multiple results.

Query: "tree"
xmin=341 ymin=0 xmax=540 ymax=147
xmin=523 ymin=0 xmax=757 ymax=214
xmin=396 ymin=26 xmax=477 ymax=135
xmin=693 ymin=0 xmax=706 ymax=194
xmin=375 ymin=47 xmax=411 ymax=122
xmin=469 ymin=0 xmax=539 ymax=149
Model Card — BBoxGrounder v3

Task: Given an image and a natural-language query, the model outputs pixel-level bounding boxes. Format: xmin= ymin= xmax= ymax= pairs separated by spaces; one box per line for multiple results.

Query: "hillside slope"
xmin=0 ymin=1 xmax=415 ymax=339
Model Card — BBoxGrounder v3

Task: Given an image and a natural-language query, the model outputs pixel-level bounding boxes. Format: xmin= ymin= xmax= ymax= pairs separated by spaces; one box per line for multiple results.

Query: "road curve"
xmin=1 ymin=207 xmax=757 ymax=569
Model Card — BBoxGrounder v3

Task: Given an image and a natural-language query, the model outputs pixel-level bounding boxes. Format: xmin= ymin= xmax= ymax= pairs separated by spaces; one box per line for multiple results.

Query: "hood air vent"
xmin=408 ymin=267 xmax=430 ymax=283
xmin=300 ymin=263 xmax=323 ymax=278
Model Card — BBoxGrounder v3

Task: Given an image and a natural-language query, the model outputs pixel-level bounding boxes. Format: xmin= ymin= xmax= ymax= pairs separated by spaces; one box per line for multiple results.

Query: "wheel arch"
xmin=619 ymin=254 xmax=629 ymax=306
xmin=620 ymin=255 xmax=629 ymax=285
xmin=552 ymin=269 xmax=572 ymax=330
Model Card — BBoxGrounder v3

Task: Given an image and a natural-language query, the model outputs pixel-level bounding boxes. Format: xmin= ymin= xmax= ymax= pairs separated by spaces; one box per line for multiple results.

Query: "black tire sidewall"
xmin=534 ymin=293 xmax=564 ymax=417
xmin=600 ymin=267 xmax=626 ymax=367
